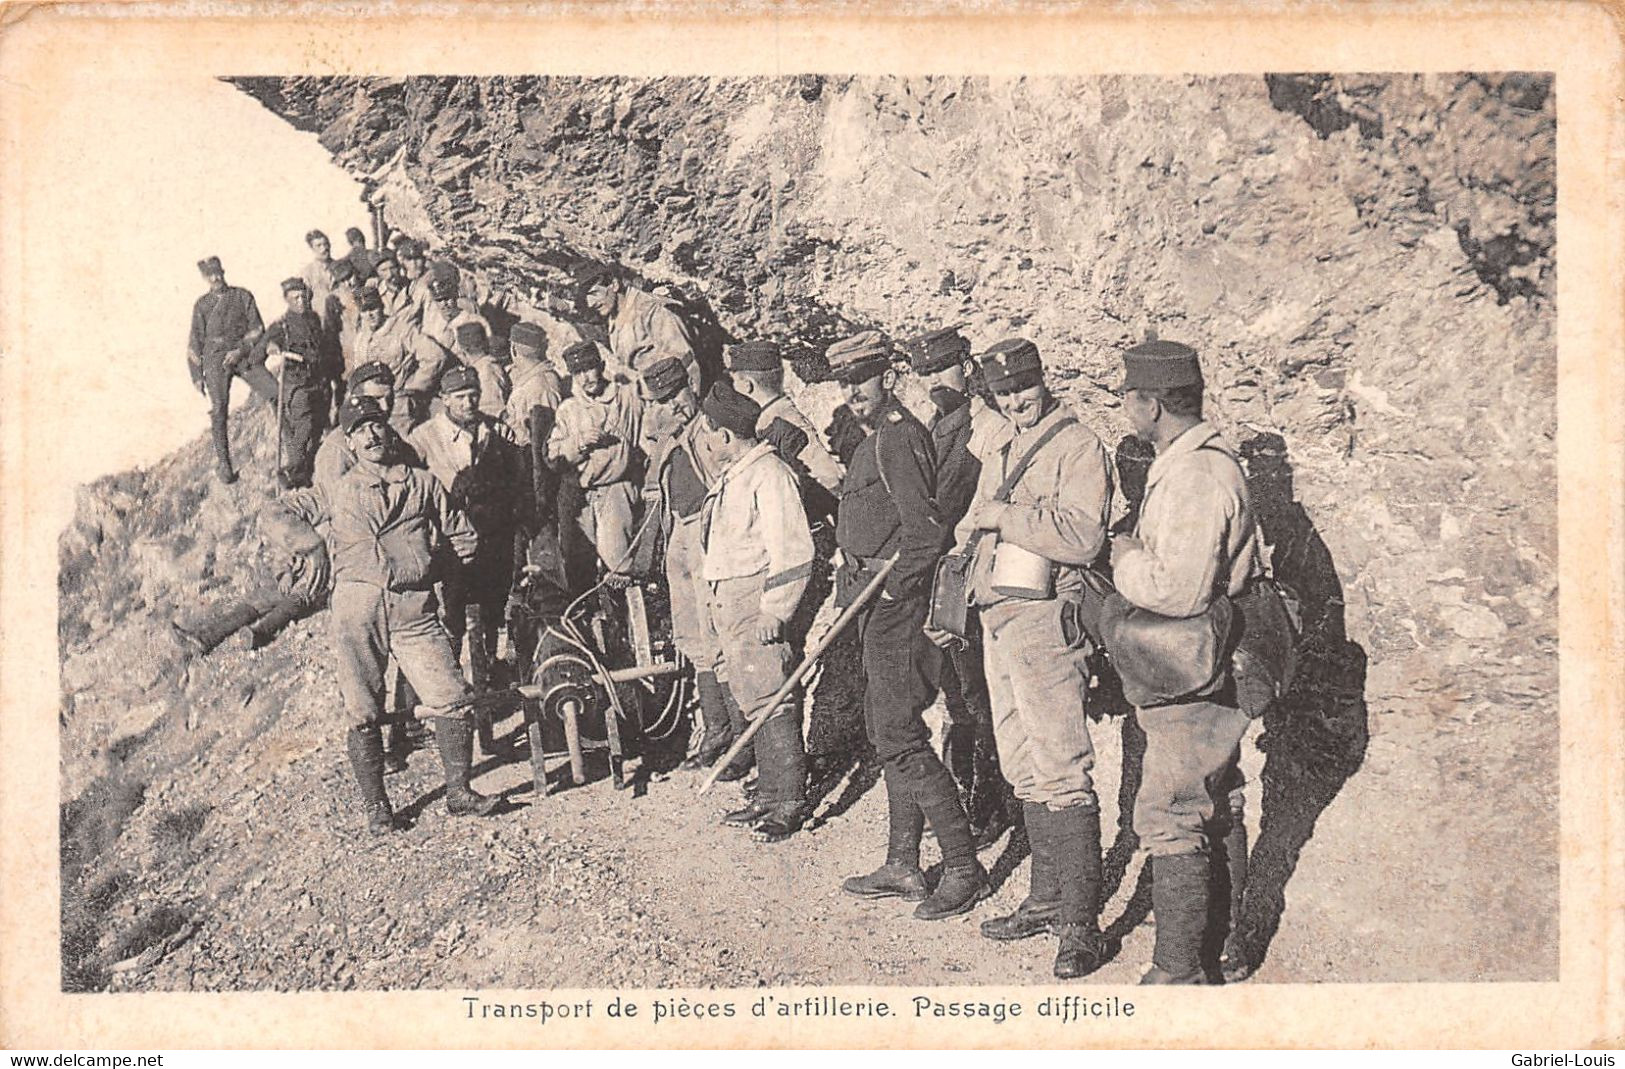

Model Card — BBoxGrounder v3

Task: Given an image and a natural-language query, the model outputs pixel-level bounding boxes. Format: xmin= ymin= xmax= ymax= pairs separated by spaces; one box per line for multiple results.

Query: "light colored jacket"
xmin=608 ymin=285 xmax=700 ymax=394
xmin=757 ymin=393 xmax=844 ymax=493
xmin=701 ymin=443 xmax=814 ymax=624
xmin=1112 ymin=421 xmax=1263 ymax=618
xmin=955 ymin=402 xmax=1113 ymax=607
xmin=547 ymin=380 xmax=642 ymax=489
xmin=504 ymin=360 xmax=565 ymax=446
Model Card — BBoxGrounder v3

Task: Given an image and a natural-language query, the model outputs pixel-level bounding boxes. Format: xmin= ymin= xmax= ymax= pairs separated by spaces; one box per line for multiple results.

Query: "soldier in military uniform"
xmin=826 ymin=331 xmax=989 ymax=920
xmin=254 ymin=277 xmax=341 ymax=489
xmin=948 ymin=338 xmax=1116 ymax=979
xmin=576 ymin=261 xmax=702 ymax=395
xmin=186 ymin=256 xmax=273 ymax=484
xmin=548 ymin=340 xmax=644 ymax=590
xmin=695 ymin=381 xmax=815 ymax=842
xmin=906 ymin=326 xmax=1015 ymax=848
xmin=1109 ymin=340 xmax=1264 ymax=985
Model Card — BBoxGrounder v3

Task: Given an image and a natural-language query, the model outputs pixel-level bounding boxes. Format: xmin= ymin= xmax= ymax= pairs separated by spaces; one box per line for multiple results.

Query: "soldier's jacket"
xmin=458 ymin=352 xmax=512 ymax=420
xmin=1112 ymin=421 xmax=1263 ymax=619
xmin=257 ymin=309 xmax=340 ymax=386
xmin=504 ymin=361 xmax=565 ymax=447
xmin=351 ymin=317 xmax=417 ymax=386
xmin=955 ymin=401 xmax=1114 ymax=608
xmin=607 ymin=285 xmax=700 ymax=395
xmin=276 ymin=461 xmax=477 ymax=593
xmin=929 ymin=392 xmax=1012 ymax=531
xmin=757 ymin=393 xmax=844 ymax=494
xmin=701 ymin=442 xmax=814 ymax=624
xmin=188 ymin=285 xmax=263 ymax=361
xmin=547 ymin=380 xmax=642 ymax=490
xmin=312 ymin=421 xmax=421 ymax=497
xmin=835 ymin=397 xmax=945 ymax=600
xmin=302 ymin=259 xmax=335 ymax=323
xmin=408 ymin=411 xmax=526 ymax=536
xmin=651 ymin=415 xmax=712 ymax=525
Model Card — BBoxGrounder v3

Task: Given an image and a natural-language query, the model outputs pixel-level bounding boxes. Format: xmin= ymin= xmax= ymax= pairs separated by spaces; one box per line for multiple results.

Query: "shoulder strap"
xmin=992 ymin=416 xmax=1076 ymax=503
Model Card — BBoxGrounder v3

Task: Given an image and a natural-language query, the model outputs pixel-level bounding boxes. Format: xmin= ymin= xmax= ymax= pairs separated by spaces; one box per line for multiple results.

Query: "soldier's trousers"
xmin=705 ymin=574 xmax=806 ymax=806
xmin=278 ymin=374 xmax=329 ymax=489
xmin=981 ymin=597 xmax=1099 ymax=811
xmin=664 ymin=517 xmax=720 ymax=670
xmin=203 ymin=354 xmax=278 ymax=474
xmin=1133 ymin=695 xmax=1250 ymax=857
xmin=571 ymin=480 xmax=640 ymax=576
xmin=331 ymin=581 xmax=471 ymax=730
xmin=442 ymin=536 xmax=515 ymax=667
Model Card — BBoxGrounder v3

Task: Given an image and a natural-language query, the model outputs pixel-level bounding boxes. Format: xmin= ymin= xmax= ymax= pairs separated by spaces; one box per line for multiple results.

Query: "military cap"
xmin=455 ymin=321 xmax=489 ymax=352
xmin=573 ymin=260 xmax=615 ymax=293
xmin=429 ymin=271 xmax=459 ymax=301
xmin=330 ymin=259 xmax=356 ymax=283
xmin=339 ymin=394 xmax=388 ymax=434
xmin=373 ymin=248 xmax=398 ymax=267
xmin=908 ymin=327 xmax=972 ymax=375
xmin=197 ymin=256 xmax=224 ymax=277
xmin=305 ymin=229 xmax=329 ymax=246
xmin=345 ymin=227 xmax=366 ymax=244
xmin=395 ymin=238 xmax=424 ymax=259
xmin=1120 ymin=339 xmax=1204 ymax=392
xmin=980 ymin=338 xmax=1045 ymax=393
xmin=281 ymin=276 xmax=310 ymax=295
xmin=702 ymin=380 xmax=761 ymax=439
xmin=725 ymin=340 xmax=782 ymax=372
xmin=358 ymin=287 xmax=384 ymax=312
xmin=562 ymin=340 xmax=604 ymax=373
xmin=825 ymin=330 xmax=893 ymax=384
xmin=348 ymin=360 xmax=395 ymax=390
xmin=439 ymin=362 xmax=481 ymax=395
xmin=642 ymin=356 xmax=690 ymax=403
xmin=509 ymin=321 xmax=546 ymax=352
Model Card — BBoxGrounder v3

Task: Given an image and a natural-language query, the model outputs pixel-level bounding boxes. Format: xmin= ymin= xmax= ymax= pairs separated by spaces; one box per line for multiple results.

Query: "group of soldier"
xmin=182 ymin=227 xmax=1265 ymax=986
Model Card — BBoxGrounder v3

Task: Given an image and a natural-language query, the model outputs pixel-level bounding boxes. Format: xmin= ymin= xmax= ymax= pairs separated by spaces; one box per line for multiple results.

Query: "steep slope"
xmin=57 ymin=73 xmax=1557 ymax=990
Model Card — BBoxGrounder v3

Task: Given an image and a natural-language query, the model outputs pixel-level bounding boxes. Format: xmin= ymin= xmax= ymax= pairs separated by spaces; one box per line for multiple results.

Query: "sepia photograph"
xmin=2 ymin=3 xmax=1620 ymax=1053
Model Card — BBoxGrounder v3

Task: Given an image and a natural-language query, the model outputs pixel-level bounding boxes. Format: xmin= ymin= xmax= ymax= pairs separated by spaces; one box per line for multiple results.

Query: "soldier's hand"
xmin=924 ymin=624 xmax=962 ymax=651
xmin=966 ymin=501 xmax=1007 ymax=532
xmin=751 ymin=614 xmax=781 ymax=644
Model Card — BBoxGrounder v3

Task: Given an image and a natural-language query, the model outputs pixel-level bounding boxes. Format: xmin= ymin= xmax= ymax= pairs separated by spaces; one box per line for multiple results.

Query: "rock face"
xmin=232 ymin=72 xmax=1556 ymax=702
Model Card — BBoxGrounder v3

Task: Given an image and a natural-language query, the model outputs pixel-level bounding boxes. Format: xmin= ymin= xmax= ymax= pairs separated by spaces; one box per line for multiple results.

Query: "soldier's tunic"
xmin=756 ymin=393 xmax=844 ymax=495
xmin=834 ymin=398 xmax=947 ymax=765
xmin=459 ymin=352 xmax=512 ymax=421
xmin=606 ymin=285 xmax=701 ymax=395
xmin=1112 ymin=421 xmax=1263 ymax=857
xmin=188 ymin=283 xmax=275 ymax=473
xmin=700 ymin=441 xmax=815 ymax=806
xmin=281 ymin=460 xmax=478 ymax=728
xmin=257 ymin=308 xmax=341 ymax=489
xmin=956 ymin=402 xmax=1114 ymax=810
xmin=409 ymin=412 xmax=525 ymax=662
xmin=504 ymin=361 xmax=566 ymax=448
xmin=547 ymin=380 xmax=643 ymax=580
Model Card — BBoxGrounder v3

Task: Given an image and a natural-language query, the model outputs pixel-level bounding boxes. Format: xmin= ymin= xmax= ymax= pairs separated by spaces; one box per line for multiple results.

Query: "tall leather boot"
xmin=1052 ymin=804 xmax=1111 ymax=979
xmin=345 ymin=724 xmax=398 ymax=835
xmin=171 ymin=601 xmax=262 ymax=655
xmin=969 ymin=722 xmax=1012 ymax=848
xmin=912 ymin=756 xmax=990 ymax=921
xmin=681 ymin=671 xmax=734 ymax=771
xmin=1141 ymin=853 xmax=1210 ymax=984
xmin=434 ymin=716 xmax=500 ymax=817
xmin=843 ymin=763 xmax=928 ymax=901
xmin=246 ymin=596 xmax=306 ymax=649
xmin=750 ymin=705 xmax=809 ymax=844
xmin=980 ymin=801 xmax=1061 ymax=940
xmin=1216 ymin=808 xmax=1251 ymax=982
xmin=712 ymin=680 xmax=754 ymax=784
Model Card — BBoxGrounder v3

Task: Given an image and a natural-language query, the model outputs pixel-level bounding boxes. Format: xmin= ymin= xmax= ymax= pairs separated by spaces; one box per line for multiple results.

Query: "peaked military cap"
xmin=509 ymin=321 xmax=547 ymax=352
xmin=980 ymin=338 xmax=1045 ymax=393
xmin=439 ymin=362 xmax=481 ymax=395
xmin=908 ymin=327 xmax=972 ymax=374
xmin=330 ymin=259 xmax=356 ymax=283
xmin=197 ymin=256 xmax=224 ymax=277
xmin=642 ymin=357 xmax=691 ymax=403
xmin=281 ymin=276 xmax=310 ymax=294
xmin=358 ymin=287 xmax=384 ymax=311
xmin=825 ymin=330 xmax=893 ymax=384
xmin=348 ymin=360 xmax=394 ymax=390
xmin=1120 ymin=339 xmax=1204 ymax=392
xmin=562 ymin=340 xmax=604 ymax=373
xmin=455 ymin=321 xmax=489 ymax=352
xmin=702 ymin=380 xmax=761 ymax=438
xmin=726 ymin=340 xmax=782 ymax=372
xmin=339 ymin=394 xmax=388 ymax=434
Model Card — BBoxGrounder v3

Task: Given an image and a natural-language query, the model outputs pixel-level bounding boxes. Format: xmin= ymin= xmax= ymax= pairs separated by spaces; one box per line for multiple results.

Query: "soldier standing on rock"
xmin=270 ymin=394 xmax=500 ymax=834
xmin=254 ymin=277 xmax=341 ymax=490
xmin=826 ymin=330 xmax=990 ymax=921
xmin=944 ymin=338 xmax=1116 ymax=980
xmin=186 ymin=256 xmax=273 ymax=485
xmin=1109 ymin=340 xmax=1263 ymax=984
xmin=904 ymin=326 xmax=1015 ymax=849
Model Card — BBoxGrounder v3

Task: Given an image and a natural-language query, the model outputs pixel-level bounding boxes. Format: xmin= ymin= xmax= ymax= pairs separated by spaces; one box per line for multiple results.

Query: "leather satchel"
xmin=927 ymin=416 xmax=1077 ymax=643
xmin=1097 ymin=592 xmax=1234 ymax=709
xmin=1230 ymin=576 xmax=1302 ymax=717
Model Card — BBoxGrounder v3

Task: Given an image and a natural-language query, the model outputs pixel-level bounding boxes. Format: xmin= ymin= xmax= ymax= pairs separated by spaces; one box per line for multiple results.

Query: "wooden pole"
xmin=698 ymin=555 xmax=896 ymax=795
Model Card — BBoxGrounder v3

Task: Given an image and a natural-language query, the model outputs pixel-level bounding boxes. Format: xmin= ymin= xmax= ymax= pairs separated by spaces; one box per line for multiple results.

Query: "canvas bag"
xmin=927 ymin=416 xmax=1077 ymax=642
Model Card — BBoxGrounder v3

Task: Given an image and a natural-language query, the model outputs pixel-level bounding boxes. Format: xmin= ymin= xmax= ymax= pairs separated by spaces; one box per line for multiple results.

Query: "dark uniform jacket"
xmin=928 ymin=393 xmax=980 ymax=533
xmin=257 ymin=308 xmax=340 ymax=388
xmin=189 ymin=286 xmax=263 ymax=362
xmin=835 ymin=397 xmax=945 ymax=600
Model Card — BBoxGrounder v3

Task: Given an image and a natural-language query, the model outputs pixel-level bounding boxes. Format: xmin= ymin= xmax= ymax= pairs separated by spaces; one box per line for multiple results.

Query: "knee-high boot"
xmin=1142 ymin=853 xmax=1210 ymax=984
